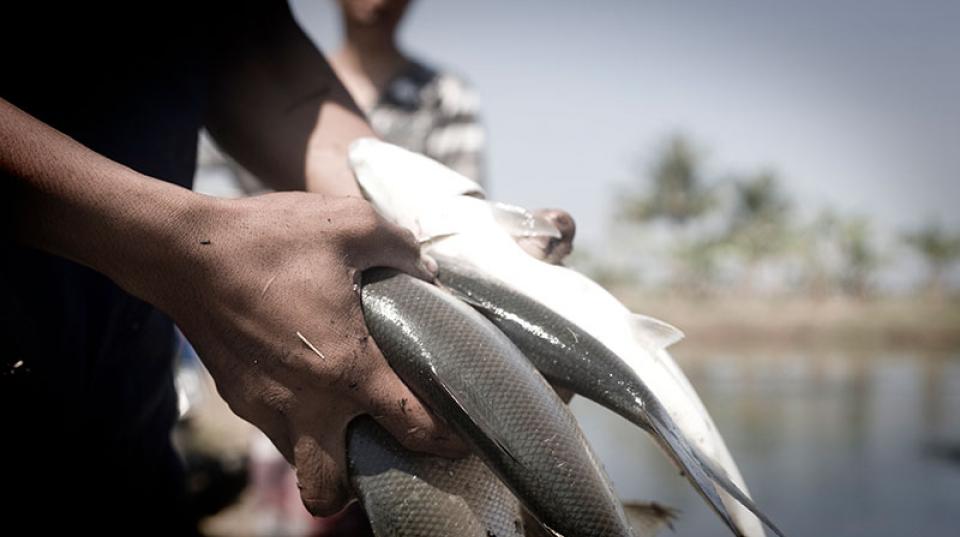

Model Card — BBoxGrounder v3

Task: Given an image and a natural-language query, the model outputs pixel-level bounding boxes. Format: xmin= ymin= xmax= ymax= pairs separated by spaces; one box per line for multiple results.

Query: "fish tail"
xmin=691 ymin=444 xmax=787 ymax=537
xmin=647 ymin=414 xmax=747 ymax=537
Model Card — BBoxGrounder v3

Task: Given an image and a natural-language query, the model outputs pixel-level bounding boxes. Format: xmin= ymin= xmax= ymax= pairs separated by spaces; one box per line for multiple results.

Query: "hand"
xmin=156 ymin=192 xmax=464 ymax=516
xmin=515 ymin=209 xmax=576 ymax=264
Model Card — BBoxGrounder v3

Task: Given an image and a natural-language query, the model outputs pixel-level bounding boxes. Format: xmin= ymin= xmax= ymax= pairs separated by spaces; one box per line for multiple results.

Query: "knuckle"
xmin=394 ymin=225 xmax=418 ymax=248
xmin=551 ymin=210 xmax=575 ymax=231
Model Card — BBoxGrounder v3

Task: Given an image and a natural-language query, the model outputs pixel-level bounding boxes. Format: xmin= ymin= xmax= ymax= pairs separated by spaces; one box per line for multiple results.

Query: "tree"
xmin=619 ymin=135 xmax=714 ymax=225
xmin=724 ymin=170 xmax=793 ymax=289
xmin=617 ymin=134 xmax=720 ymax=293
xmin=836 ymin=216 xmax=881 ymax=298
xmin=902 ymin=223 xmax=960 ymax=295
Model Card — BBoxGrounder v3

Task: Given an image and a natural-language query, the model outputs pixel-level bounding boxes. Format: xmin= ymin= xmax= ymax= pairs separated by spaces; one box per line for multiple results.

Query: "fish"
xmin=349 ymin=138 xmax=772 ymax=537
xmin=524 ymin=501 xmax=679 ymax=537
xmin=347 ymin=416 xmax=524 ymax=537
xmin=360 ymin=269 xmax=635 ymax=537
xmin=434 ymin=257 xmax=784 ymax=537
xmin=348 ymin=419 xmax=685 ymax=537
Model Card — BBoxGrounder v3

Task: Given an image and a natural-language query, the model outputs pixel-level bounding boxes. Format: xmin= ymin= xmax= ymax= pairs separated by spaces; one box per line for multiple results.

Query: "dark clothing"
xmin=1 ymin=4 xmax=209 ymax=532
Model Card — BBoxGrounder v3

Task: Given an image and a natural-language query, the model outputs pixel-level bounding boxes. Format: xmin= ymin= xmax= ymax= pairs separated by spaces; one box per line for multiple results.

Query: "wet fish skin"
xmin=435 ymin=257 xmax=785 ymax=537
xmin=348 ymin=416 xmax=524 ymax=537
xmin=360 ymin=269 xmax=635 ymax=537
xmin=350 ymin=137 xmax=765 ymax=537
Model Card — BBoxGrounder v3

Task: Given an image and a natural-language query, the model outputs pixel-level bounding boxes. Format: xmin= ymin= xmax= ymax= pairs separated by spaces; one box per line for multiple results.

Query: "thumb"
xmin=290 ymin=424 xmax=352 ymax=517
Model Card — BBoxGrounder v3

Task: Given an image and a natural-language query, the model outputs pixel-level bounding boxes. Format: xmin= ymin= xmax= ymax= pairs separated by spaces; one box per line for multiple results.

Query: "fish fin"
xmin=622 ymin=501 xmax=679 ymax=537
xmin=419 ymin=232 xmax=458 ymax=247
xmin=645 ymin=414 xmax=746 ymax=537
xmin=488 ymin=201 xmax=562 ymax=240
xmin=436 ymin=281 xmax=488 ymax=311
xmin=691 ymin=445 xmax=787 ymax=537
xmin=629 ymin=314 xmax=685 ymax=349
xmin=432 ymin=265 xmax=498 ymax=313
xmin=432 ymin=373 xmax=525 ymax=467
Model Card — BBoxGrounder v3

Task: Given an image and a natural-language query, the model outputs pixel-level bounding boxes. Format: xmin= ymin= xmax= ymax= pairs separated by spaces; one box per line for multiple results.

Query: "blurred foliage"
xmin=902 ymin=223 xmax=960 ymax=295
xmin=619 ymin=136 xmax=715 ymax=225
xmin=724 ymin=170 xmax=794 ymax=289
xmin=834 ymin=216 xmax=882 ymax=298
xmin=605 ymin=133 xmax=946 ymax=299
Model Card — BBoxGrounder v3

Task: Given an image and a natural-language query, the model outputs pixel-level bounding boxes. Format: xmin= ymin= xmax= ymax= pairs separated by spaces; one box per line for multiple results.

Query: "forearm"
xmin=1 ymin=97 xmax=207 ymax=308
xmin=204 ymin=0 xmax=375 ymax=198
xmin=303 ymin=98 xmax=374 ymax=197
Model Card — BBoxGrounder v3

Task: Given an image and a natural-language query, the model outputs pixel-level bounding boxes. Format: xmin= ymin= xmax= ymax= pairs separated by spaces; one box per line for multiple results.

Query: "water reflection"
xmin=571 ymin=348 xmax=960 ymax=536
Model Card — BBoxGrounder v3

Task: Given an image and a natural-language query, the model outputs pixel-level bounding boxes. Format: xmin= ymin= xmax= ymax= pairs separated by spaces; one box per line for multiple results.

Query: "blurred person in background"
xmin=196 ymin=0 xmax=485 ymax=199
xmin=328 ymin=0 xmax=486 ymax=183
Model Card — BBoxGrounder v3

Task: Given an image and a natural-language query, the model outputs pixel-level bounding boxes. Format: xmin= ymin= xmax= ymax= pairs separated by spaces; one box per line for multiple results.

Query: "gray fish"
xmin=361 ymin=270 xmax=635 ymax=537
xmin=434 ymin=257 xmax=784 ymax=537
xmin=348 ymin=416 xmax=524 ymax=537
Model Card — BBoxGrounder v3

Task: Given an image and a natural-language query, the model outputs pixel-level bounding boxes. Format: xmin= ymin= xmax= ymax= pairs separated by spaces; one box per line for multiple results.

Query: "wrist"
xmin=106 ymin=182 xmax=219 ymax=314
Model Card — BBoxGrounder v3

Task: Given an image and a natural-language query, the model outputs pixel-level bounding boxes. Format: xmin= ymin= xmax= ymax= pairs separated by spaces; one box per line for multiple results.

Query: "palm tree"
xmin=619 ymin=135 xmax=714 ymax=225
xmin=725 ymin=171 xmax=793 ymax=289
xmin=617 ymin=134 xmax=719 ymax=293
xmin=902 ymin=223 xmax=960 ymax=296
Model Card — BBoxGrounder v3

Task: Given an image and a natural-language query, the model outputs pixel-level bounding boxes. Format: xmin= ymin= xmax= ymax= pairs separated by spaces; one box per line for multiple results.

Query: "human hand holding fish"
xmin=348 ymin=139 xmax=787 ymax=537
xmin=156 ymin=192 xmax=468 ymax=517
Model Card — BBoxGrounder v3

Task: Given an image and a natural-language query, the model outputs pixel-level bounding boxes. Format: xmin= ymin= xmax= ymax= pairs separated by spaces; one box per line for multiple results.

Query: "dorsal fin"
xmin=630 ymin=313 xmax=685 ymax=349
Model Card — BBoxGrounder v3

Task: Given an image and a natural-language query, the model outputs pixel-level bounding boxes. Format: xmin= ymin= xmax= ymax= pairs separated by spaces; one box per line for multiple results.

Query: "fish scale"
xmin=350 ymin=137 xmax=769 ymax=537
xmin=360 ymin=270 xmax=634 ymax=537
xmin=348 ymin=417 xmax=523 ymax=537
xmin=434 ymin=257 xmax=785 ymax=537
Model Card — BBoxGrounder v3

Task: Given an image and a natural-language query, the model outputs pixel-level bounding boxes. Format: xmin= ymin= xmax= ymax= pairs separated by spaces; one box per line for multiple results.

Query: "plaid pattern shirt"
xmin=369 ymin=61 xmax=485 ymax=185
xmin=195 ymin=61 xmax=485 ymax=196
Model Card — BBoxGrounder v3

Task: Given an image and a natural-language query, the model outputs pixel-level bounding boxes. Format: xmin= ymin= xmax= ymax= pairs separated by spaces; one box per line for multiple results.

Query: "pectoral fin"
xmin=432 ymin=372 xmax=525 ymax=467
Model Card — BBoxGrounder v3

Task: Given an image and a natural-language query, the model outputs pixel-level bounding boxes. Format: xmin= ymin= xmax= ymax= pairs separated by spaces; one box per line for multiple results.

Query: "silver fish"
xmin=348 ymin=416 xmax=524 ymax=537
xmin=434 ymin=257 xmax=784 ymax=537
xmin=350 ymin=138 xmax=771 ymax=537
xmin=360 ymin=269 xmax=635 ymax=537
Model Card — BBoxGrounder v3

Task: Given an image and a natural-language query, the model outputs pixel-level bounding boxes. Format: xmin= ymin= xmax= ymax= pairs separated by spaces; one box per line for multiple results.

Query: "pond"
xmin=570 ymin=347 xmax=960 ymax=536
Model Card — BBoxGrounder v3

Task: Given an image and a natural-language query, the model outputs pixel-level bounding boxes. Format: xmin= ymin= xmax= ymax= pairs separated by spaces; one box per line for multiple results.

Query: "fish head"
xmin=349 ymin=138 xmax=560 ymax=246
xmin=350 ymin=137 xmax=483 ymax=211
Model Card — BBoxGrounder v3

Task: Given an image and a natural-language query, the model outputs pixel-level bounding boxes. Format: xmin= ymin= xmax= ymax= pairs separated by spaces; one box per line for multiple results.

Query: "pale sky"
xmin=292 ymin=0 xmax=959 ymax=259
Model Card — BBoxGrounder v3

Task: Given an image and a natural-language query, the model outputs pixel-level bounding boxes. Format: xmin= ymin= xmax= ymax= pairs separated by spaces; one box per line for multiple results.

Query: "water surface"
xmin=571 ymin=348 xmax=960 ymax=536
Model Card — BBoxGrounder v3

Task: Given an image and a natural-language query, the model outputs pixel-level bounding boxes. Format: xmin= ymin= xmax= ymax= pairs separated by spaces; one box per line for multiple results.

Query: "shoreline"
xmin=608 ymin=290 xmax=960 ymax=352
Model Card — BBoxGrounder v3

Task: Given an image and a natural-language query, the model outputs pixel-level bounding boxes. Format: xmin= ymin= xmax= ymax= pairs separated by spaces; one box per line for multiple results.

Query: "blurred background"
xmin=190 ymin=1 xmax=960 ymax=535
